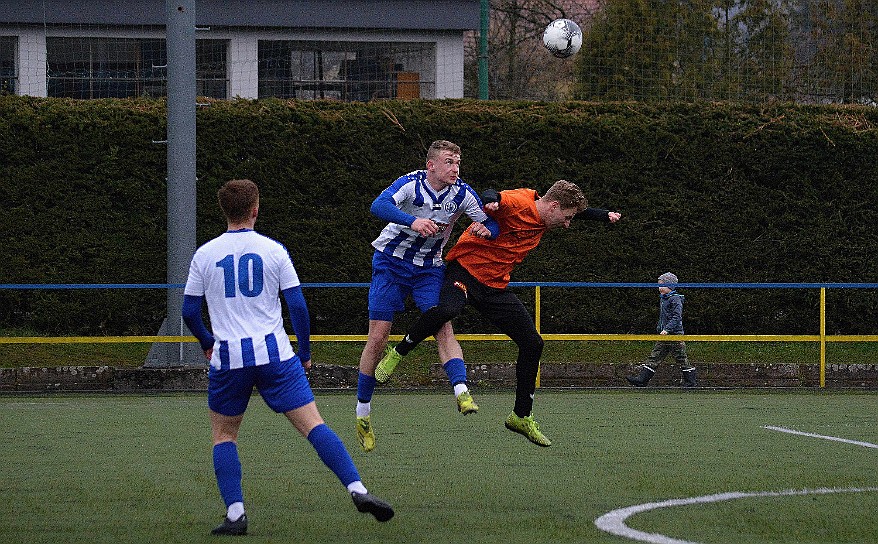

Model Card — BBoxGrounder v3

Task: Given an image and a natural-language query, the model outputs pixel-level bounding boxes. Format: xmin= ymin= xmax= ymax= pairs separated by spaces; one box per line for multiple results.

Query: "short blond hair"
xmin=427 ymin=140 xmax=461 ymax=161
xmin=542 ymin=180 xmax=587 ymax=212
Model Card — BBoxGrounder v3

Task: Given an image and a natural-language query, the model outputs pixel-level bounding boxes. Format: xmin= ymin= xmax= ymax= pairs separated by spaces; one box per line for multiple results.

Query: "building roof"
xmin=0 ymin=0 xmax=480 ymax=30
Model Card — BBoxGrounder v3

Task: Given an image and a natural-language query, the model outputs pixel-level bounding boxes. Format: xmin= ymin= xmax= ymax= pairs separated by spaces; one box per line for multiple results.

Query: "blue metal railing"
xmin=4 ymin=282 xmax=878 ymax=387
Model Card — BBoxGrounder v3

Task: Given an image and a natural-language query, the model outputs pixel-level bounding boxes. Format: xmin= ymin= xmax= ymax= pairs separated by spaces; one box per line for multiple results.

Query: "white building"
xmin=0 ymin=0 xmax=480 ymax=100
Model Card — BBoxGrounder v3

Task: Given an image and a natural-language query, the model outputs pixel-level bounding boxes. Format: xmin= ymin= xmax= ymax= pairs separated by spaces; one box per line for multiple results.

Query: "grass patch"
xmin=0 ymin=391 xmax=876 ymax=543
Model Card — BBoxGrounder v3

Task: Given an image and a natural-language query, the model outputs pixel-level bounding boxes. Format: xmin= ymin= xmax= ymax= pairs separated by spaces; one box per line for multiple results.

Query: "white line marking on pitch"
xmin=763 ymin=425 xmax=878 ymax=449
xmin=595 ymin=426 xmax=878 ymax=543
xmin=594 ymin=487 xmax=878 ymax=544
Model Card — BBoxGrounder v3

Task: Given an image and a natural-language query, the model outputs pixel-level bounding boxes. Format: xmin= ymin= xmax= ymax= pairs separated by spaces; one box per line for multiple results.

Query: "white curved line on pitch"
xmin=763 ymin=425 xmax=878 ymax=449
xmin=594 ymin=487 xmax=878 ymax=544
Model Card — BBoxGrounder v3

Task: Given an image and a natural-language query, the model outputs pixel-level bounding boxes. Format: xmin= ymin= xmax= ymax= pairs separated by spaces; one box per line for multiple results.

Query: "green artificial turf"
xmin=1 ymin=391 xmax=875 ymax=543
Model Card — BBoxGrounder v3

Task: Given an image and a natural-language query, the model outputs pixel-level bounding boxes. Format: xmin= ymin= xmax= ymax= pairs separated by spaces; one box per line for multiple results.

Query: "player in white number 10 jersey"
xmin=182 ymin=179 xmax=394 ymax=536
xmin=185 ymin=221 xmax=300 ymax=371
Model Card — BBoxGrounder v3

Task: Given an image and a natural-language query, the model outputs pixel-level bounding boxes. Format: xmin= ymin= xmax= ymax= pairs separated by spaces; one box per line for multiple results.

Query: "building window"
xmin=258 ymin=40 xmax=435 ymax=101
xmin=46 ymin=37 xmax=228 ymax=99
xmin=196 ymin=39 xmax=228 ymax=98
xmin=47 ymin=37 xmax=166 ymax=98
xmin=0 ymin=36 xmax=18 ymax=95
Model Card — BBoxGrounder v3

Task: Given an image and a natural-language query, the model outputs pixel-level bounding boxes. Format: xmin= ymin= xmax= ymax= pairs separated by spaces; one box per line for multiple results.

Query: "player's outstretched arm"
xmin=574 ymin=208 xmax=621 ymax=223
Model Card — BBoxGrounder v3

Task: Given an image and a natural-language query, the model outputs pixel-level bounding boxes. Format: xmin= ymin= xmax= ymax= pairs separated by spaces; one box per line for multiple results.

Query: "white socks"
xmin=453 ymin=383 xmax=469 ymax=397
xmin=356 ymin=401 xmax=371 ymax=418
xmin=227 ymin=502 xmax=244 ymax=521
xmin=347 ymin=481 xmax=368 ymax=495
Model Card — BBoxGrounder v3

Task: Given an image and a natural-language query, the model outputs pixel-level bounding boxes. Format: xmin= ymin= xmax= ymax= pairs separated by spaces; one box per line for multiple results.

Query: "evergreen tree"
xmin=732 ymin=0 xmax=795 ymax=101
xmin=574 ymin=0 xmax=722 ymax=101
xmin=810 ymin=0 xmax=878 ymax=103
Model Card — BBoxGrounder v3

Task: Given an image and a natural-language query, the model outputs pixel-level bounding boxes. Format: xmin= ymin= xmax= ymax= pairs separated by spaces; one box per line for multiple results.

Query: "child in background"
xmin=626 ymin=272 xmax=697 ymax=388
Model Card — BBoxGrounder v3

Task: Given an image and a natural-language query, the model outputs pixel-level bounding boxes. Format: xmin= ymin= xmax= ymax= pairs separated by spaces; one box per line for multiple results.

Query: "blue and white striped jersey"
xmin=371 ymin=170 xmax=488 ymax=267
xmin=184 ymin=229 xmax=300 ymax=370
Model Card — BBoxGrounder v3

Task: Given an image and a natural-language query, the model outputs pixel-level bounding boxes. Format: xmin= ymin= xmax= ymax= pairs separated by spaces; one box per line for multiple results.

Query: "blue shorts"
xmin=208 ymin=356 xmax=315 ymax=416
xmin=368 ymin=251 xmax=445 ymax=321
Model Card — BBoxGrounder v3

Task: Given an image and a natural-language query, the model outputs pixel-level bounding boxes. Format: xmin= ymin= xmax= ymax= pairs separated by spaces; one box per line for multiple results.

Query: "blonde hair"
xmin=427 ymin=140 xmax=461 ymax=161
xmin=542 ymin=180 xmax=587 ymax=212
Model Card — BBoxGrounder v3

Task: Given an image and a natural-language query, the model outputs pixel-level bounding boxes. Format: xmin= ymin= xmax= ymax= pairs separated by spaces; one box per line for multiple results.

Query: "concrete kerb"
xmin=0 ymin=362 xmax=876 ymax=393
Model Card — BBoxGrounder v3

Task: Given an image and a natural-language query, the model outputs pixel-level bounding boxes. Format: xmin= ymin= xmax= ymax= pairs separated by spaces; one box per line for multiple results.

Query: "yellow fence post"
xmin=10 ymin=282 xmax=878 ymax=392
xmin=820 ymin=287 xmax=826 ymax=388
xmin=535 ymin=286 xmax=541 ymax=388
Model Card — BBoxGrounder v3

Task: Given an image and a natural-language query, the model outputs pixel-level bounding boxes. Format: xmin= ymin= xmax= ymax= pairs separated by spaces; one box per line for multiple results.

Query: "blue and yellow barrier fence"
xmin=3 ymin=282 xmax=878 ymax=388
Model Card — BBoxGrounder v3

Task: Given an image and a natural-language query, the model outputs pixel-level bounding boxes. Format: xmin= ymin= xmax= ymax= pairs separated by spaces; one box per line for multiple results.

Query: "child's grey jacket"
xmin=657 ymin=291 xmax=684 ymax=334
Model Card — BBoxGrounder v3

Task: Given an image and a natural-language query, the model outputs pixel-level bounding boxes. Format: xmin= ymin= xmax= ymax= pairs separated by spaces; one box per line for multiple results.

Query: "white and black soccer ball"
xmin=542 ymin=18 xmax=583 ymax=59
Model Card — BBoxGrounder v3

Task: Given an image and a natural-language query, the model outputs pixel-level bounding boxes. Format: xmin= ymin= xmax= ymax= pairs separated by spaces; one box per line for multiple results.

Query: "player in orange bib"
xmin=376 ymin=180 xmax=621 ymax=446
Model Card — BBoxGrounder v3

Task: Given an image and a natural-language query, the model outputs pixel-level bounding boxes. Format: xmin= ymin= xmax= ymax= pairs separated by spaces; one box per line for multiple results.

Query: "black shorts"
xmin=443 ymin=261 xmax=538 ymax=344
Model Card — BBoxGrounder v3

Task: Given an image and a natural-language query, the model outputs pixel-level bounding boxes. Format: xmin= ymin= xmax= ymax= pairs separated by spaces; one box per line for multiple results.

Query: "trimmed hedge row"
xmin=2 ymin=96 xmax=877 ymax=335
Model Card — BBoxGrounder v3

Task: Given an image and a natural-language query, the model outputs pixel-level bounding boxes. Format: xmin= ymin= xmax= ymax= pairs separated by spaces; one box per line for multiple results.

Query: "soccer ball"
xmin=542 ymin=18 xmax=583 ymax=59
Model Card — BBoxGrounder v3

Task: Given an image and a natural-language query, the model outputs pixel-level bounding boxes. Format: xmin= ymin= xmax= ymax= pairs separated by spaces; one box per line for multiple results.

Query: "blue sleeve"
xmin=463 ymin=184 xmax=498 ymax=238
xmin=181 ymin=294 xmax=215 ymax=351
xmin=483 ymin=216 xmax=500 ymax=239
xmin=371 ymin=192 xmax=415 ymax=227
xmin=282 ymin=286 xmax=311 ymax=362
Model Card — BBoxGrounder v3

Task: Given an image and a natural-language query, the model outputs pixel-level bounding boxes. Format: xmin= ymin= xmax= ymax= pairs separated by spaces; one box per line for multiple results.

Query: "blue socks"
xmin=443 ymin=358 xmax=467 ymax=386
xmin=357 ymin=371 xmax=377 ymax=403
xmin=214 ymin=426 xmax=361 ymax=510
xmin=213 ymin=441 xmax=243 ymax=507
xmin=307 ymin=423 xmax=360 ymax=486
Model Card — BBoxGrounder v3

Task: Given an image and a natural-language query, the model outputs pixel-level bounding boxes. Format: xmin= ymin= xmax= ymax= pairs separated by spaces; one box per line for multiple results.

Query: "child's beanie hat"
xmin=658 ymin=272 xmax=678 ymax=285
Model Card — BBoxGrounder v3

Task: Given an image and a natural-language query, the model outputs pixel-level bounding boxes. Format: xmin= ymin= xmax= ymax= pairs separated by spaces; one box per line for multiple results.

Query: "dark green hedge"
xmin=2 ymin=96 xmax=877 ymax=336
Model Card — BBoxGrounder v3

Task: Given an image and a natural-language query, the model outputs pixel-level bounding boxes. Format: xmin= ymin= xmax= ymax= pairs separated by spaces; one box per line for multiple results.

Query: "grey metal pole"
xmin=145 ymin=0 xmax=201 ymax=367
